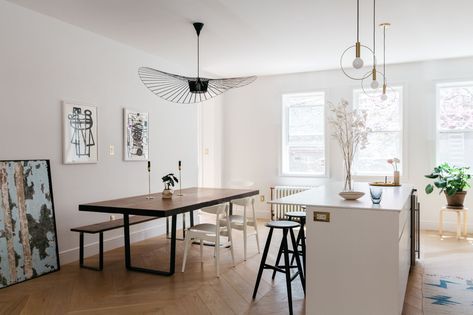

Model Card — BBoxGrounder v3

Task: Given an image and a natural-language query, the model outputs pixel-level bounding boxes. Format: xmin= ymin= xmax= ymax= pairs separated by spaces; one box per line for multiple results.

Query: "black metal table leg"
xmin=124 ymin=214 xmax=177 ymax=276
xmin=190 ymin=210 xmax=194 ymax=227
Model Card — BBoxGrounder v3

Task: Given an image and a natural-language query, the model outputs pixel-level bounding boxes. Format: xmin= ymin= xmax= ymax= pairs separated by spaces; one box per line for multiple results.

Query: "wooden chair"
xmin=181 ymin=203 xmax=234 ymax=277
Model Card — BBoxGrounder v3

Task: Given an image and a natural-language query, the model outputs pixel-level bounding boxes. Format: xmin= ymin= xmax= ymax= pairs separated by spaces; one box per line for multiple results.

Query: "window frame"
xmin=435 ymin=81 xmax=473 ymax=166
xmin=352 ymin=85 xmax=406 ymax=177
xmin=280 ymin=91 xmax=329 ymax=178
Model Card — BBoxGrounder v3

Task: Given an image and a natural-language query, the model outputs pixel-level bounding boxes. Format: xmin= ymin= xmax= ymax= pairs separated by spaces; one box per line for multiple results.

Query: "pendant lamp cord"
xmin=383 ymin=25 xmax=386 ymax=84
xmin=373 ymin=0 xmax=376 ymax=64
xmin=356 ymin=0 xmax=360 ymax=41
xmin=197 ymin=34 xmax=200 ymax=79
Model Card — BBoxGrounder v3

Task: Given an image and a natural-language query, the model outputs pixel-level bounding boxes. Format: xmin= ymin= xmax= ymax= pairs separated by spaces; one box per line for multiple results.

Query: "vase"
xmin=162 ymin=188 xmax=173 ymax=199
xmin=344 ymin=168 xmax=353 ymax=191
xmin=393 ymin=171 xmax=400 ymax=185
xmin=445 ymin=191 xmax=467 ymax=207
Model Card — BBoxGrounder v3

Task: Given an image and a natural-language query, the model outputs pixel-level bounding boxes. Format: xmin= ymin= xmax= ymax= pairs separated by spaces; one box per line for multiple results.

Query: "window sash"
xmin=282 ymin=92 xmax=326 ymax=176
xmin=352 ymin=87 xmax=403 ymax=176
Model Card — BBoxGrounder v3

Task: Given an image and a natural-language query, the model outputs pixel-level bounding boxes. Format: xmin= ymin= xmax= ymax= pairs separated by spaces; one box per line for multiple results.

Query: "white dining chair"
xmin=225 ymin=196 xmax=260 ymax=261
xmin=181 ymin=203 xmax=234 ymax=277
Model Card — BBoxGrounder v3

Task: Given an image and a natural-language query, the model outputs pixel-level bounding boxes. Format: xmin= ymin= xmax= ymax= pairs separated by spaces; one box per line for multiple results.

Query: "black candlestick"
xmin=146 ymin=160 xmax=154 ymax=199
xmin=177 ymin=160 xmax=183 ymax=196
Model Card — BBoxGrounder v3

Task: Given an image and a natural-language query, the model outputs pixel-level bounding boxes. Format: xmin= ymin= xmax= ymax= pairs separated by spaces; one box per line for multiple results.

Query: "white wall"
xmin=0 ymin=1 xmax=200 ymax=263
xmin=221 ymin=56 xmax=473 ymax=231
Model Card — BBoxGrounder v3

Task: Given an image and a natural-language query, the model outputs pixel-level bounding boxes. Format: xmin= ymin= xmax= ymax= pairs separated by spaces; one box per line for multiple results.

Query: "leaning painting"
xmin=0 ymin=160 xmax=59 ymax=289
xmin=63 ymin=102 xmax=98 ymax=164
xmin=124 ymin=109 xmax=149 ymax=161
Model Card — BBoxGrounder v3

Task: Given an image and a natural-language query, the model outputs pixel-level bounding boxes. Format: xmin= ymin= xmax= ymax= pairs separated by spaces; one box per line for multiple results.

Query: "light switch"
xmin=314 ymin=211 xmax=330 ymax=222
xmin=109 ymin=144 xmax=115 ymax=156
xmin=260 ymin=195 xmax=265 ymax=202
xmin=204 ymin=148 xmax=209 ymax=155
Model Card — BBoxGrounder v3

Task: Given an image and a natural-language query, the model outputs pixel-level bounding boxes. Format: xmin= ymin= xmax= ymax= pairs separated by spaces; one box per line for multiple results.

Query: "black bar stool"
xmin=252 ymin=221 xmax=305 ymax=315
xmin=287 ymin=211 xmax=306 ymax=275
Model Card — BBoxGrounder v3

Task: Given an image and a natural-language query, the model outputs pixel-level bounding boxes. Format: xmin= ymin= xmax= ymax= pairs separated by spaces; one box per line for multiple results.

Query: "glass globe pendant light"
xmin=353 ymin=0 xmax=364 ymax=69
xmin=340 ymin=0 xmax=375 ymax=81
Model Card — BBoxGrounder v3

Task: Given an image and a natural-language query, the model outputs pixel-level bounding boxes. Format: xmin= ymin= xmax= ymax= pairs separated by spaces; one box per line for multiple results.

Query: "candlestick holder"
xmin=146 ymin=161 xmax=154 ymax=199
xmin=177 ymin=167 xmax=183 ymax=196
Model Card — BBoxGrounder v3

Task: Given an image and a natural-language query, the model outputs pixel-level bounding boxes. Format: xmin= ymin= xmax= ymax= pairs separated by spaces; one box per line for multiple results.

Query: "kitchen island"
xmin=270 ymin=182 xmax=416 ymax=315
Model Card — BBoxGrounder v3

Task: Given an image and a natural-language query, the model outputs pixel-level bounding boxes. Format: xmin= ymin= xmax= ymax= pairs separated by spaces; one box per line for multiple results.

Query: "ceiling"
xmin=8 ymin=0 xmax=473 ymax=77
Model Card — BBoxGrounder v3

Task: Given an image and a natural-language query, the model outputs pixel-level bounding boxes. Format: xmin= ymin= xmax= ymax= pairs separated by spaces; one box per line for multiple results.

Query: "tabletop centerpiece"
xmin=425 ymin=163 xmax=471 ymax=207
xmin=329 ymin=99 xmax=370 ymax=200
xmin=387 ymin=158 xmax=401 ymax=185
xmin=161 ymin=173 xmax=179 ymax=199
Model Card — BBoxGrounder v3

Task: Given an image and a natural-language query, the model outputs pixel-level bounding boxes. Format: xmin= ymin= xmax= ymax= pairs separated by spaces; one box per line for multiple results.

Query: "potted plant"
xmin=161 ymin=173 xmax=178 ymax=199
xmin=425 ymin=163 xmax=471 ymax=207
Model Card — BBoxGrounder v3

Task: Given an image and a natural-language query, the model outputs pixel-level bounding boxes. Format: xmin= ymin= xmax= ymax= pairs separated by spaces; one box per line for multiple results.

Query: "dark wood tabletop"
xmin=78 ymin=187 xmax=259 ymax=217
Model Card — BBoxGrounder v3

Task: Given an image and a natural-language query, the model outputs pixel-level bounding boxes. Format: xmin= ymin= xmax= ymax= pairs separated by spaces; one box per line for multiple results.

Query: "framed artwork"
xmin=62 ymin=101 xmax=98 ymax=164
xmin=124 ymin=109 xmax=149 ymax=161
xmin=0 ymin=160 xmax=60 ymax=289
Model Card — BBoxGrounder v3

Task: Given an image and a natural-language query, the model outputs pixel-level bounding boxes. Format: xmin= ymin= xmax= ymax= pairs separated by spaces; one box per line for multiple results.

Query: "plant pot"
xmin=393 ymin=171 xmax=400 ymax=185
xmin=162 ymin=188 xmax=173 ymax=199
xmin=445 ymin=191 xmax=467 ymax=207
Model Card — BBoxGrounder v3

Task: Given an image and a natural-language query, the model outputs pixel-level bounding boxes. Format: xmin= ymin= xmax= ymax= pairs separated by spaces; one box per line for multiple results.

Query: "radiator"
xmin=270 ymin=186 xmax=313 ymax=220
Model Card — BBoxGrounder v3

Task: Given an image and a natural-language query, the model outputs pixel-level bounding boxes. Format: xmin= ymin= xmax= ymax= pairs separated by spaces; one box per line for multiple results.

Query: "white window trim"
xmin=435 ymin=81 xmax=473 ymax=166
xmin=280 ymin=91 xmax=329 ymax=178
xmin=352 ymin=86 xmax=406 ymax=177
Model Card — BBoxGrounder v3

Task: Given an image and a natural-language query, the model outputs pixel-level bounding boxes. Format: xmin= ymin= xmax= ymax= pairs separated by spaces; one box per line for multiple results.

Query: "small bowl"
xmin=339 ymin=191 xmax=365 ymax=200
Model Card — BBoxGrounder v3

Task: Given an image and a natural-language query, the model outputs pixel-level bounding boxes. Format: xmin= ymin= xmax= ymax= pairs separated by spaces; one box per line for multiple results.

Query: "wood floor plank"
xmin=0 ymin=221 xmax=433 ymax=315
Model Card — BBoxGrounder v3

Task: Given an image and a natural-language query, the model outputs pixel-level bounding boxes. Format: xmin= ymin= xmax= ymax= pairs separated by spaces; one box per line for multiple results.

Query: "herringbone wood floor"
xmin=0 ymin=220 xmax=422 ymax=315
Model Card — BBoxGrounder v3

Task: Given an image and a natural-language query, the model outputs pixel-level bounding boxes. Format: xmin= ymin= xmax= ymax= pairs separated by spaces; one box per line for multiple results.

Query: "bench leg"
xmin=79 ymin=232 xmax=84 ymax=267
xmin=79 ymin=232 xmax=104 ymax=271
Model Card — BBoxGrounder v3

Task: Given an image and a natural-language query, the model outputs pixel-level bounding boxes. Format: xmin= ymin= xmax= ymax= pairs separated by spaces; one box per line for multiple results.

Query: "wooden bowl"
xmin=339 ymin=191 xmax=365 ymax=200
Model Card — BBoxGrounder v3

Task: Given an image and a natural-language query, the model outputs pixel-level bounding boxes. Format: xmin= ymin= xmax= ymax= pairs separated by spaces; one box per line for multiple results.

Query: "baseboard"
xmin=255 ymin=209 xmax=271 ymax=219
xmin=60 ymin=217 xmax=188 ymax=265
xmin=422 ymin=220 xmax=471 ymax=233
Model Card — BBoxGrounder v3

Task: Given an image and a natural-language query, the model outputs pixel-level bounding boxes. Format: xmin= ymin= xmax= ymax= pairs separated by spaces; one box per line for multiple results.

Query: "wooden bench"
xmin=71 ymin=216 xmax=157 ymax=271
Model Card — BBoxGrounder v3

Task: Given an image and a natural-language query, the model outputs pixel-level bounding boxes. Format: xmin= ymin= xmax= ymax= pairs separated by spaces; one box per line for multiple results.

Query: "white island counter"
xmin=270 ymin=182 xmax=415 ymax=315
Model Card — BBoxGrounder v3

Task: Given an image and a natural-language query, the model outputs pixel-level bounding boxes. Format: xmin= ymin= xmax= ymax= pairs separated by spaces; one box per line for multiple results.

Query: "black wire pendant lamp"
xmin=139 ymin=22 xmax=256 ymax=104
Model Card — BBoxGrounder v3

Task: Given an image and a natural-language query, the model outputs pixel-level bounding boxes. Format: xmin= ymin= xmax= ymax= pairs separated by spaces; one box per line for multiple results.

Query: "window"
xmin=353 ymin=87 xmax=403 ymax=175
xmin=281 ymin=92 xmax=326 ymax=176
xmin=437 ymin=82 xmax=473 ymax=166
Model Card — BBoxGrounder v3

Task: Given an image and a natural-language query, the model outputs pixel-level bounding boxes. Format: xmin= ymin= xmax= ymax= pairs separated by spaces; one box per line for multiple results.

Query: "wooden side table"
xmin=439 ymin=207 xmax=468 ymax=239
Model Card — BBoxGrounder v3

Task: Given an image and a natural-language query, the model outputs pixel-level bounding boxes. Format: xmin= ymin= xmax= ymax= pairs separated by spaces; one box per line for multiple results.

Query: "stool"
xmin=252 ymin=221 xmax=305 ymax=315
xmin=439 ymin=206 xmax=468 ymax=239
xmin=286 ymin=211 xmax=306 ymax=275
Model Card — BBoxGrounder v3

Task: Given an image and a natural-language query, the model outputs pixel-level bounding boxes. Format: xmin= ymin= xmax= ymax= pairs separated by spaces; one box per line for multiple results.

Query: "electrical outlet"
xmin=109 ymin=215 xmax=116 ymax=221
xmin=260 ymin=195 xmax=265 ymax=202
xmin=109 ymin=144 xmax=115 ymax=156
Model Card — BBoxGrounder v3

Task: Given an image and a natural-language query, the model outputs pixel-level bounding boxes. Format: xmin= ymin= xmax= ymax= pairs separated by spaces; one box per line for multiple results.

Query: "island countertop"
xmin=268 ymin=182 xmax=414 ymax=212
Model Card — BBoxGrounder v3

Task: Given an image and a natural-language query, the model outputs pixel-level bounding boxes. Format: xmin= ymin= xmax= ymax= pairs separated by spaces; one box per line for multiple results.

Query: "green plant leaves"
xmin=424 ymin=163 xmax=471 ymax=196
xmin=425 ymin=184 xmax=434 ymax=194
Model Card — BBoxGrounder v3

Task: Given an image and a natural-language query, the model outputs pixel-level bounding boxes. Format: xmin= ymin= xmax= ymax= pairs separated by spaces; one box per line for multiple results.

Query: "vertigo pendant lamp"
xmin=340 ymin=0 xmax=375 ymax=80
xmin=139 ymin=22 xmax=257 ymax=104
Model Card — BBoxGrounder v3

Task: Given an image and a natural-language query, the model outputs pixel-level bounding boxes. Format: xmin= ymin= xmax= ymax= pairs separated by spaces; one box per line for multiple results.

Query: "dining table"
xmin=78 ymin=187 xmax=259 ymax=276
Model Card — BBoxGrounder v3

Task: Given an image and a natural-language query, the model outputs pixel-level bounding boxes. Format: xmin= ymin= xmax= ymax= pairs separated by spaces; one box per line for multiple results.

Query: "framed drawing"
xmin=0 ymin=160 xmax=60 ymax=289
xmin=63 ymin=101 xmax=98 ymax=164
xmin=124 ymin=109 xmax=149 ymax=161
